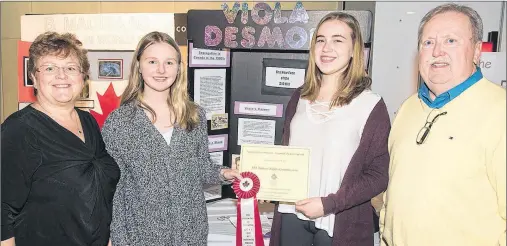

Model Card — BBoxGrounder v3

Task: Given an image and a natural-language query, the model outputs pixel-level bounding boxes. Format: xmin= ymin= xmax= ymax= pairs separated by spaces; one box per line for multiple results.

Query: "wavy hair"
xmin=121 ymin=31 xmax=199 ymax=131
xmin=28 ymin=32 xmax=90 ymax=97
xmin=301 ymin=12 xmax=371 ymax=107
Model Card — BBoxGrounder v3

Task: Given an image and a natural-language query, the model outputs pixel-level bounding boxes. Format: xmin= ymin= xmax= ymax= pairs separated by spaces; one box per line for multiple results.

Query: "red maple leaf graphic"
xmin=90 ymin=82 xmax=121 ymax=129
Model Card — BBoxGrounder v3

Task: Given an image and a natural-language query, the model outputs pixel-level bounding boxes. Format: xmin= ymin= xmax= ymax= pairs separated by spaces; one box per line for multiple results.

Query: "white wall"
xmin=500 ymin=2 xmax=506 ymax=52
xmin=371 ymin=2 xmax=504 ymax=121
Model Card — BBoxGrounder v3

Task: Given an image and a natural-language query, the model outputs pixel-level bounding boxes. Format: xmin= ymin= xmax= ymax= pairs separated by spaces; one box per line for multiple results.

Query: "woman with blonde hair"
xmin=101 ymin=31 xmax=240 ymax=245
xmin=268 ymin=12 xmax=390 ymax=246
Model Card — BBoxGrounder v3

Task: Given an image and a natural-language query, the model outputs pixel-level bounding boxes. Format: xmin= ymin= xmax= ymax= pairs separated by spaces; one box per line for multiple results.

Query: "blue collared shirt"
xmin=418 ymin=67 xmax=483 ymax=109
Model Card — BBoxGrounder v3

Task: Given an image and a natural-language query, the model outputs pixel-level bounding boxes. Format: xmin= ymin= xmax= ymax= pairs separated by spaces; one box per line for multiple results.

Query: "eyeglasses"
xmin=216 ymin=216 xmax=231 ymax=221
xmin=36 ymin=64 xmax=82 ymax=76
xmin=416 ymin=110 xmax=447 ymax=145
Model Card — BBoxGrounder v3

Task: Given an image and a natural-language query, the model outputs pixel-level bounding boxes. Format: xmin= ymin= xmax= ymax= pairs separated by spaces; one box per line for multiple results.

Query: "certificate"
xmin=239 ymin=144 xmax=310 ymax=202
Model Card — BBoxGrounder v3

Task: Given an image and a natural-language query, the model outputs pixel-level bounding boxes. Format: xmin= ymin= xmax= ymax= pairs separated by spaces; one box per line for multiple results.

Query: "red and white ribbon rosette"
xmin=232 ymin=172 xmax=264 ymax=246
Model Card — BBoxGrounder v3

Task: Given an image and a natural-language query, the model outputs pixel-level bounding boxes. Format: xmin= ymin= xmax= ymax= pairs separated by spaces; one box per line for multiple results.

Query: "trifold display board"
xmin=187 ymin=5 xmax=373 ymax=199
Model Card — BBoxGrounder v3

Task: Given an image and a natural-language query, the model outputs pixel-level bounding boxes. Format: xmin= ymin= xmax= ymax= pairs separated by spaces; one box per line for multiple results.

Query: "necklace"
xmin=74 ymin=111 xmax=83 ymax=134
xmin=37 ymin=103 xmax=83 ymax=135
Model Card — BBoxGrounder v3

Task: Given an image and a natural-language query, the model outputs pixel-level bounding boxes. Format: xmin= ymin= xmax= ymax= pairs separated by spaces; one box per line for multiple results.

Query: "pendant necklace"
xmin=37 ymin=103 xmax=83 ymax=135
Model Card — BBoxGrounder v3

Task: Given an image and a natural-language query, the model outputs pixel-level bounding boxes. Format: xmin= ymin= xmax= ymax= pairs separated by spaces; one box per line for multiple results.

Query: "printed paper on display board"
xmin=237 ymin=118 xmax=276 ymax=145
xmin=194 ymin=69 xmax=227 ymax=120
xmin=264 ymin=67 xmax=305 ymax=89
xmin=234 ymin=101 xmax=283 ymax=118
xmin=209 ymin=151 xmax=224 ymax=166
xmin=189 ymin=43 xmax=230 ymax=67
xmin=208 ymin=134 xmax=229 ymax=152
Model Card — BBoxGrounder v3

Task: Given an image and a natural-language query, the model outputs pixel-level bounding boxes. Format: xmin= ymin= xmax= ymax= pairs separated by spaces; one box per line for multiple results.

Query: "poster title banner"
xmin=187 ymin=2 xmax=332 ymax=50
xmin=21 ymin=13 xmax=187 ymax=50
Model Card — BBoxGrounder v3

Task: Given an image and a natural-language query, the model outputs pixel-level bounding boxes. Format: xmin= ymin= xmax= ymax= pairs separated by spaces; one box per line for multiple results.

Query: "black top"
xmin=1 ymin=106 xmax=120 ymax=246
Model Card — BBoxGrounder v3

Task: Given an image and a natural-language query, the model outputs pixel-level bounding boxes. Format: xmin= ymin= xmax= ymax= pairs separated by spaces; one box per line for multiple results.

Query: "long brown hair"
xmin=301 ymin=12 xmax=371 ymax=107
xmin=121 ymin=31 xmax=199 ymax=131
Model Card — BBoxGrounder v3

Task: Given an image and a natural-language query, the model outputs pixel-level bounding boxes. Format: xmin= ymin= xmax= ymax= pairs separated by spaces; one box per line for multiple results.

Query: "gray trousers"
xmin=280 ymin=213 xmax=332 ymax=246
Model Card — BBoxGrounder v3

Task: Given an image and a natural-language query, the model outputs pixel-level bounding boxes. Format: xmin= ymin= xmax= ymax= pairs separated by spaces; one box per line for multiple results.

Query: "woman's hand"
xmin=220 ymin=168 xmax=242 ymax=181
xmin=1 ymin=238 xmax=15 ymax=246
xmin=295 ymin=197 xmax=325 ymax=219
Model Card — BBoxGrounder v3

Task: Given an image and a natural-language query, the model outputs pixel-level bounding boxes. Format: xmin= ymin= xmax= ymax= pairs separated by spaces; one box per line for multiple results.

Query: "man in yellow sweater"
xmin=380 ymin=3 xmax=506 ymax=246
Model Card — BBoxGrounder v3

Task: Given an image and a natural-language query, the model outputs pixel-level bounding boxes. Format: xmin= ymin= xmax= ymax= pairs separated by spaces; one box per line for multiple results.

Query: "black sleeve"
xmin=1 ymin=120 xmax=41 ymax=240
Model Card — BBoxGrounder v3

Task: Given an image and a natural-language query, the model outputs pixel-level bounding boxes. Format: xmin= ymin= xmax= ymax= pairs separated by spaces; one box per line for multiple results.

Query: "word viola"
xmin=204 ymin=1 xmax=312 ymax=49
xmin=221 ymin=1 xmax=309 ymax=25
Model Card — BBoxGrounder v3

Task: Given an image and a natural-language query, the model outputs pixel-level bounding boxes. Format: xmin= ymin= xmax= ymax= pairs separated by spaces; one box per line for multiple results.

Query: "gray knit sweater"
xmin=102 ymin=102 xmax=227 ymax=246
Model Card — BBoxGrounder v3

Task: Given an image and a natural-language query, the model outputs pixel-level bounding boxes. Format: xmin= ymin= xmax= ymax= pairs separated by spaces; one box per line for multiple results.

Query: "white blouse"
xmin=277 ymin=90 xmax=381 ymax=237
xmin=161 ymin=127 xmax=174 ymax=145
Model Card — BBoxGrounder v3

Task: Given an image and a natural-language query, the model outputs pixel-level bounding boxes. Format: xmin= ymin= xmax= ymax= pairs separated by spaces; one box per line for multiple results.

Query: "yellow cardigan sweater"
xmin=380 ymin=78 xmax=506 ymax=246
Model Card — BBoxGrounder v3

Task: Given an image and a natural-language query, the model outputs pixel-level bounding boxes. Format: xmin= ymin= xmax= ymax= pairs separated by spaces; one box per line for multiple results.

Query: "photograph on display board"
xmin=18 ymin=40 xmax=36 ymax=103
xmin=231 ymin=154 xmax=240 ymax=170
xmin=98 ymin=59 xmax=123 ymax=80
xmin=23 ymin=57 xmax=34 ymax=87
xmin=88 ymin=51 xmax=133 ymax=80
xmin=211 ymin=113 xmax=228 ymax=130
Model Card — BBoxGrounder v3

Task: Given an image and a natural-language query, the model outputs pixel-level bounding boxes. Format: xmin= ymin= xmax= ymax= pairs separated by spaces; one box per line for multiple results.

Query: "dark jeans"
xmin=280 ymin=213 xmax=332 ymax=246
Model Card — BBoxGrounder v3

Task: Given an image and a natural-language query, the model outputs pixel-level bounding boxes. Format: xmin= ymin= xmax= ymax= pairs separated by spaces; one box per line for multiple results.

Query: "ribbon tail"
xmin=237 ymin=198 xmax=243 ymax=246
xmin=237 ymin=198 xmax=264 ymax=246
xmin=253 ymin=198 xmax=265 ymax=246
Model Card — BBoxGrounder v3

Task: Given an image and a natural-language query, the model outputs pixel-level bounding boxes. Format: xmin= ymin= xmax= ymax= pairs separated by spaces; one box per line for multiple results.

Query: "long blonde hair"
xmin=301 ymin=12 xmax=371 ymax=107
xmin=121 ymin=31 xmax=199 ymax=131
